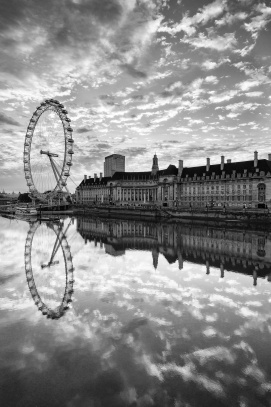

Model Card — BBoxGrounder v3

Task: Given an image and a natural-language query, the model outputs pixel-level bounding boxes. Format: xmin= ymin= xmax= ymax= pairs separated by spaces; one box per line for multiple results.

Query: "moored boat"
xmin=15 ymin=206 xmax=38 ymax=216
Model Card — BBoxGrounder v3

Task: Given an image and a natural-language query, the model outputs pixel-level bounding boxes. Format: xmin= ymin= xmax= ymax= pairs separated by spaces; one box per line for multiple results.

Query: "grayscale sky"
xmin=0 ymin=0 xmax=271 ymax=192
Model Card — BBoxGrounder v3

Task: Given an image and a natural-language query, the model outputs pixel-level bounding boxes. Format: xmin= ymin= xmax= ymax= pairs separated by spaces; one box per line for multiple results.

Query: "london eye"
xmin=23 ymin=99 xmax=74 ymax=201
xmin=24 ymin=221 xmax=74 ymax=319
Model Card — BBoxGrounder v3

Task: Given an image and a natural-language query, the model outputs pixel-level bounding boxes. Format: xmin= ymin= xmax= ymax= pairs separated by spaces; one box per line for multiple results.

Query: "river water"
xmin=0 ymin=215 xmax=271 ymax=407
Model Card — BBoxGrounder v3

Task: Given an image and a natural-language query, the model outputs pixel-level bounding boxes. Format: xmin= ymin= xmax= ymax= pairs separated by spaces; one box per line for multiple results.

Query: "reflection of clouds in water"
xmin=1 ymin=217 xmax=271 ymax=405
xmin=0 ymin=297 xmax=33 ymax=311
xmin=209 ymin=294 xmax=238 ymax=308
xmin=0 ymin=218 xmax=27 ymax=274
xmin=238 ymin=307 xmax=259 ymax=318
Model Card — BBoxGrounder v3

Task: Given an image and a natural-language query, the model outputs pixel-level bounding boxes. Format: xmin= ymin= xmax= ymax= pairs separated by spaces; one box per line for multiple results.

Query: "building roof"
xmin=111 ymin=164 xmax=178 ymax=181
xmin=77 ymin=158 xmax=271 ymax=189
xmin=77 ymin=164 xmax=178 ymax=188
xmin=105 ymin=154 xmax=125 ymax=159
xmin=181 ymin=159 xmax=271 ymax=179
xmin=77 ymin=176 xmax=111 ymax=188
xmin=159 ymin=164 xmax=178 ymax=176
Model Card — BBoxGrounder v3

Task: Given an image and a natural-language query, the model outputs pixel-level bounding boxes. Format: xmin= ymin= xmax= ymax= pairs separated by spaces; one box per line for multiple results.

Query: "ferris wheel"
xmin=23 ymin=99 xmax=74 ymax=201
xmin=24 ymin=220 xmax=74 ymax=319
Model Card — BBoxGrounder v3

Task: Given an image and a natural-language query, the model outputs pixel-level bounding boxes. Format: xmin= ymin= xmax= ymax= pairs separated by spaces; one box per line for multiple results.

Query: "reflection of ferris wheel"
xmin=23 ymin=99 xmax=74 ymax=200
xmin=25 ymin=221 xmax=74 ymax=319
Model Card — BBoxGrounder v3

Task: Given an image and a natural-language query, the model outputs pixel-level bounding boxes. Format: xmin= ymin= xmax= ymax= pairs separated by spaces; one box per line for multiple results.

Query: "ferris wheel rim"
xmin=23 ymin=99 xmax=74 ymax=200
xmin=24 ymin=221 xmax=74 ymax=319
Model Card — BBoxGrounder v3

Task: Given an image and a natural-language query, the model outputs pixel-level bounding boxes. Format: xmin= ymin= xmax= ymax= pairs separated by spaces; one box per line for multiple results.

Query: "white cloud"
xmin=244 ymin=3 xmax=271 ymax=39
xmin=159 ymin=0 xmax=226 ymax=36
xmin=182 ymin=31 xmax=237 ymax=51
xmin=166 ymin=81 xmax=183 ymax=92
xmin=245 ymin=91 xmax=263 ymax=98
xmin=237 ymin=79 xmax=261 ymax=92
xmin=227 ymin=112 xmax=240 ymax=118
xmin=215 ymin=11 xmax=248 ymax=27
xmin=219 ymin=101 xmax=261 ymax=112
xmin=202 ymin=60 xmax=220 ymax=70
xmin=209 ymin=90 xmax=238 ymax=104
xmin=205 ymin=75 xmax=219 ymax=84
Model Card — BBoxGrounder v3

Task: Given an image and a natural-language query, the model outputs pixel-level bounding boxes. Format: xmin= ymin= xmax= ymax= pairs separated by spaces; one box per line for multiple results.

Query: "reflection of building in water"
xmin=104 ymin=244 xmax=125 ymax=257
xmin=77 ymin=217 xmax=271 ymax=285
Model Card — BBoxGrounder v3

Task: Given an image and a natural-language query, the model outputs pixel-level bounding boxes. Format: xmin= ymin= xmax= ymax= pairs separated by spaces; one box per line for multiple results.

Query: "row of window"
xmin=180 ymin=196 xmax=253 ymax=201
xmin=182 ymin=191 xmax=252 ymax=196
xmin=182 ymin=185 xmax=253 ymax=191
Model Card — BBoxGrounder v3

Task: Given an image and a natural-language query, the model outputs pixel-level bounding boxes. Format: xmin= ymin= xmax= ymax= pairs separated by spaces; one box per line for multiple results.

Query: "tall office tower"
xmin=104 ymin=154 xmax=125 ymax=177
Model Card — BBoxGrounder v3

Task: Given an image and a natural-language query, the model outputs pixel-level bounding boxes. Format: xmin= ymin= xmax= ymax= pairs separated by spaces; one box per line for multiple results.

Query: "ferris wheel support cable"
xmin=42 ymin=227 xmax=63 ymax=268
xmin=54 ymin=159 xmax=78 ymax=189
xmin=48 ymin=221 xmax=72 ymax=264
xmin=49 ymin=156 xmax=61 ymax=189
xmin=50 ymin=157 xmax=70 ymax=194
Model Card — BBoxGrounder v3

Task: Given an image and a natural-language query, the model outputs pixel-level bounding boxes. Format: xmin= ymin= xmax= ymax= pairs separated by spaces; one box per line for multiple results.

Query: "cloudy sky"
xmin=0 ymin=0 xmax=271 ymax=192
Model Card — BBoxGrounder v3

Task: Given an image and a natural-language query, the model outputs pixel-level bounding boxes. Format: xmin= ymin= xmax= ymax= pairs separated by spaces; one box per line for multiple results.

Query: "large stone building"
xmin=76 ymin=154 xmax=178 ymax=206
xmin=178 ymin=151 xmax=271 ymax=208
xmin=76 ymin=151 xmax=271 ymax=209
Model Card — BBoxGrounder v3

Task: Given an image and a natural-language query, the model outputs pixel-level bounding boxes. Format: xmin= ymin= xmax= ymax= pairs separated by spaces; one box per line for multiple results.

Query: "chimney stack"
xmin=206 ymin=157 xmax=210 ymax=172
xmin=178 ymin=160 xmax=183 ymax=176
xmin=254 ymin=151 xmax=258 ymax=167
xmin=221 ymin=155 xmax=225 ymax=171
xmin=227 ymin=159 xmax=231 ymax=163
xmin=84 ymin=175 xmax=87 ymax=181
xmin=100 ymin=172 xmax=102 ymax=181
xmin=94 ymin=173 xmax=97 ymax=181
xmin=88 ymin=175 xmax=91 ymax=179
xmin=268 ymin=154 xmax=271 ymax=161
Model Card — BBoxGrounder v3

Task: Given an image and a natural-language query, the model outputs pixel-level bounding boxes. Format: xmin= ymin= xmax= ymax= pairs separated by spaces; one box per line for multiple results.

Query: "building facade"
xmin=104 ymin=154 xmax=125 ymax=177
xmin=177 ymin=152 xmax=271 ymax=208
xmin=76 ymin=152 xmax=271 ymax=209
xmin=76 ymin=154 xmax=178 ymax=206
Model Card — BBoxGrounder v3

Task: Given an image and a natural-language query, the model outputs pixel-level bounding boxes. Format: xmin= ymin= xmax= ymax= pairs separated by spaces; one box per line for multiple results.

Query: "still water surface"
xmin=0 ymin=215 xmax=271 ymax=407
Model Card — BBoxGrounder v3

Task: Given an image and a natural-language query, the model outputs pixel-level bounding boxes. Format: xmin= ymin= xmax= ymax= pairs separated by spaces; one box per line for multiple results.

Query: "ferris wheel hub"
xmin=40 ymin=150 xmax=59 ymax=157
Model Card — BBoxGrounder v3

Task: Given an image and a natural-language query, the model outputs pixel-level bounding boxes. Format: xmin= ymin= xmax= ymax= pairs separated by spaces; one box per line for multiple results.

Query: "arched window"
xmin=257 ymin=183 xmax=266 ymax=202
